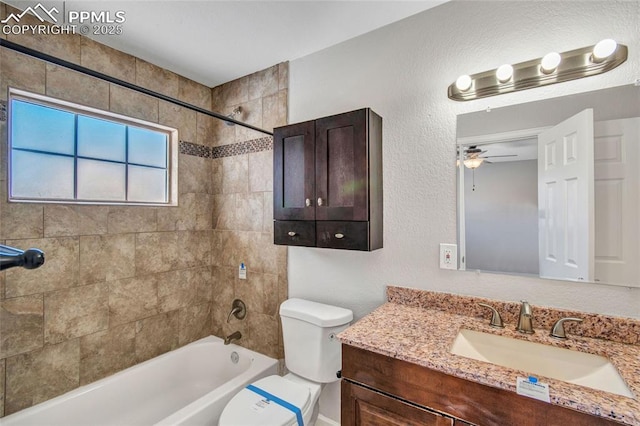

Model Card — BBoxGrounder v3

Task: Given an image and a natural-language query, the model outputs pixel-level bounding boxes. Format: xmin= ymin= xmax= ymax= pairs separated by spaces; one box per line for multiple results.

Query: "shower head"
xmin=224 ymin=106 xmax=243 ymax=126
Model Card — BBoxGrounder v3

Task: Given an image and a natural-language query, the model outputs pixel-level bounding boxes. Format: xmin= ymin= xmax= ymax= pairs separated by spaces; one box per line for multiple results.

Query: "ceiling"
xmin=8 ymin=1 xmax=447 ymax=87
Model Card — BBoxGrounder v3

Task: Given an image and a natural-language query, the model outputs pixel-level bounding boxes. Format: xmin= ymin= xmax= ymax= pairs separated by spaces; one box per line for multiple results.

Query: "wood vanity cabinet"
xmin=273 ymin=108 xmax=383 ymax=251
xmin=341 ymin=345 xmax=620 ymax=426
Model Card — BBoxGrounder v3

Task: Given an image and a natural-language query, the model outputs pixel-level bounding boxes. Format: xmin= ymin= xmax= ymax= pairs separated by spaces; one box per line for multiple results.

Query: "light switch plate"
xmin=439 ymin=243 xmax=457 ymax=270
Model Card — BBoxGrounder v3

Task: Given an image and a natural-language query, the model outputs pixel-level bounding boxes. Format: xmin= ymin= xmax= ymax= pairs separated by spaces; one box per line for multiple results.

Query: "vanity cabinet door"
xmin=273 ymin=120 xmax=316 ymax=221
xmin=342 ymin=380 xmax=454 ymax=426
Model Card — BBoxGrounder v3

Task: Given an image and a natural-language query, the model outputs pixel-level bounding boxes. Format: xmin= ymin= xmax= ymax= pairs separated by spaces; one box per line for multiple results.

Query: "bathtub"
xmin=1 ymin=336 xmax=278 ymax=426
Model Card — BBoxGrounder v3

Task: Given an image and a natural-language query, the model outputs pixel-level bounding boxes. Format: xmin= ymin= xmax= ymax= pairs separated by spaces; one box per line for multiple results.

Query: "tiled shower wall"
xmin=0 ymin=3 xmax=287 ymax=417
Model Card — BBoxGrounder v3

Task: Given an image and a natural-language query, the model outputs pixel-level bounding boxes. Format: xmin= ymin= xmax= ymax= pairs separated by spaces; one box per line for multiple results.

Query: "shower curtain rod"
xmin=0 ymin=39 xmax=273 ymax=136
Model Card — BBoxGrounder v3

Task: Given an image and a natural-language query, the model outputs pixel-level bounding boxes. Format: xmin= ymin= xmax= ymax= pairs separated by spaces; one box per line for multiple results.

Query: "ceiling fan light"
xmin=464 ymin=158 xmax=484 ymax=169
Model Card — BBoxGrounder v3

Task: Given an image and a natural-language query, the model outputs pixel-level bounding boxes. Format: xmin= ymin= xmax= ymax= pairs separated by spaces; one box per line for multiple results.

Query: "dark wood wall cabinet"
xmin=341 ymin=345 xmax=620 ymax=426
xmin=273 ymin=108 xmax=383 ymax=251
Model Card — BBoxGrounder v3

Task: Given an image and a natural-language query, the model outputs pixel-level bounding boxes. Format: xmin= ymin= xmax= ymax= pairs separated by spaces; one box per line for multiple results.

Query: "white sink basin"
xmin=450 ymin=329 xmax=634 ymax=398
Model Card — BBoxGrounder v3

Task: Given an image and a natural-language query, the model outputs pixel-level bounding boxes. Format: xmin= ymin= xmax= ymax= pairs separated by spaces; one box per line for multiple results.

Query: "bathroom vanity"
xmin=339 ymin=287 xmax=640 ymax=426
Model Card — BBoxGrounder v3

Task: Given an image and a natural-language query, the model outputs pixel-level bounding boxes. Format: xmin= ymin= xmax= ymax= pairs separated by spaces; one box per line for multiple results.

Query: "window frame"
xmin=7 ymin=87 xmax=179 ymax=206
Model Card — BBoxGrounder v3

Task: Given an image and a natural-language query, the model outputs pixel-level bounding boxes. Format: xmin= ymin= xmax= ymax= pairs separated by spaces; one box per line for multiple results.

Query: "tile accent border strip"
xmin=0 ymin=100 xmax=6 ymax=122
xmin=179 ymin=136 xmax=273 ymax=159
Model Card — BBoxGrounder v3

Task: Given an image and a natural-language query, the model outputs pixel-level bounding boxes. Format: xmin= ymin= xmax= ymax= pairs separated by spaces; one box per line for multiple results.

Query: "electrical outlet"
xmin=439 ymin=243 xmax=457 ymax=270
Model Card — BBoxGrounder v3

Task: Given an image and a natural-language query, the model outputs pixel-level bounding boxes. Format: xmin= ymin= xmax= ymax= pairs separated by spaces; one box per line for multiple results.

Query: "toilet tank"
xmin=279 ymin=298 xmax=353 ymax=383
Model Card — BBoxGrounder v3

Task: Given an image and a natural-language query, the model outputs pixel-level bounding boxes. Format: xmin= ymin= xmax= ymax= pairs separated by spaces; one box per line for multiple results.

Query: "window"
xmin=8 ymin=88 xmax=178 ymax=206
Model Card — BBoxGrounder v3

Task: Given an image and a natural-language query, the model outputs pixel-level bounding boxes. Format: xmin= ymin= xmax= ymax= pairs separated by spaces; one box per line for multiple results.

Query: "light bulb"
xmin=455 ymin=75 xmax=472 ymax=92
xmin=496 ymin=64 xmax=513 ymax=83
xmin=592 ymin=39 xmax=617 ymax=62
xmin=540 ymin=52 xmax=561 ymax=73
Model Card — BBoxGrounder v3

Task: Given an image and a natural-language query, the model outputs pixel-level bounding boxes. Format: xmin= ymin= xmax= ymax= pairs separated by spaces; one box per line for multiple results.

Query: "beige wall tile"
xmin=158 ymin=269 xmax=197 ymax=313
xmin=0 ymin=358 xmax=4 ymax=417
xmin=108 ymin=275 xmax=159 ymax=326
xmin=135 ymin=232 xmax=178 ymax=275
xmin=213 ymin=193 xmax=237 ymax=230
xmin=211 ymin=158 xmax=223 ymax=195
xmin=0 ymin=195 xmax=43 ymax=240
xmin=246 ymin=232 xmax=279 ymax=275
xmin=79 ymin=234 xmax=136 ymax=284
xmin=6 ymin=6 xmax=80 ymax=64
xmin=134 ymin=311 xmax=179 ymax=362
xmin=178 ymin=303 xmax=211 ymax=346
xmin=235 ymin=98 xmax=263 ymax=142
xmin=249 ymin=150 xmax=273 ymax=193
xmin=248 ymin=66 xmax=279 ymax=101
xmin=179 ymin=154 xmax=212 ymax=194
xmin=211 ymin=85 xmax=223 ymax=110
xmin=263 ymin=90 xmax=288 ymax=132
xmin=211 ymin=113 xmax=236 ymax=147
xmin=158 ymin=193 xmax=213 ymax=231
xmin=278 ymin=62 xmax=289 ymax=91
xmin=110 ymin=84 xmax=158 ymax=122
xmin=235 ymin=272 xmax=277 ymax=316
xmin=212 ymin=230 xmax=248 ymax=269
xmin=196 ymin=113 xmax=214 ymax=147
xmin=135 ymin=59 xmax=180 ymax=99
xmin=44 ymin=283 xmax=109 ymax=344
xmin=107 ymin=207 xmax=157 ymax=234
xmin=0 ymin=294 xmax=43 ymax=359
xmin=179 ymin=231 xmax=213 ymax=269
xmin=0 ymin=49 xmax=46 ymax=100
xmin=235 ymin=192 xmax=264 ymax=232
xmin=44 ymin=205 xmax=108 ymax=237
xmin=221 ymin=76 xmax=249 ymax=107
xmin=221 ymin=155 xmax=249 ymax=194
xmin=80 ymin=323 xmax=136 ymax=385
xmin=246 ymin=313 xmax=279 ymax=359
xmin=263 ymin=192 xmax=274 ymax=234
xmin=81 ymin=38 xmax=135 ymax=83
xmin=5 ymin=237 xmax=79 ymax=298
xmin=159 ymin=102 xmax=197 ymax=144
xmin=45 ymin=65 xmax=110 ymax=110
xmin=178 ymin=77 xmax=211 ymax=110
xmin=5 ymin=339 xmax=80 ymax=415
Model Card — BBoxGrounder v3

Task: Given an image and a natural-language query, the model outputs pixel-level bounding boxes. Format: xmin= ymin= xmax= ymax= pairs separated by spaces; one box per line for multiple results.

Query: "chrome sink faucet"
xmin=516 ymin=300 xmax=534 ymax=334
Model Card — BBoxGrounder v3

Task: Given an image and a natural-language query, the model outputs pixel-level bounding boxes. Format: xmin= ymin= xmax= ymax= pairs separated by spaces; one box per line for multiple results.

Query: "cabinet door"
xmin=342 ymin=381 xmax=454 ymax=426
xmin=273 ymin=121 xmax=316 ymax=220
xmin=315 ymin=109 xmax=369 ymax=221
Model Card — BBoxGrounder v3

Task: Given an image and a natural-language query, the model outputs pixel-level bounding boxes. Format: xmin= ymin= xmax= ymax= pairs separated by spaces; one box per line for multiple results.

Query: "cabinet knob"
xmin=305 ymin=198 xmax=311 ymax=207
xmin=317 ymin=197 xmax=324 ymax=206
xmin=335 ymin=233 xmax=344 ymax=239
xmin=288 ymin=231 xmax=297 ymax=237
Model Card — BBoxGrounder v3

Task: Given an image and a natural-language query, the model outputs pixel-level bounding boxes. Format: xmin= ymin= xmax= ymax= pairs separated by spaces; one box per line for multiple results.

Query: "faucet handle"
xmin=226 ymin=299 xmax=247 ymax=323
xmin=550 ymin=317 xmax=583 ymax=339
xmin=478 ymin=303 xmax=504 ymax=328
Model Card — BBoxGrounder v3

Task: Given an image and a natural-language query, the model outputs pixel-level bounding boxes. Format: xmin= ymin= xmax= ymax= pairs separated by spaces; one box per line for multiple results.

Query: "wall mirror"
xmin=456 ymin=84 xmax=640 ymax=287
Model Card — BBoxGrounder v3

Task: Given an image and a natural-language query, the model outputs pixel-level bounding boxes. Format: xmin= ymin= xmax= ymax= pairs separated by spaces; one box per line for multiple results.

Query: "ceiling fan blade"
xmin=481 ymin=154 xmax=518 ymax=158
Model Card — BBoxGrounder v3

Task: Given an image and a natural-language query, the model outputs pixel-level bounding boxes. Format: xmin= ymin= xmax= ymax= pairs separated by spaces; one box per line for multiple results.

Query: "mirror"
xmin=456 ymin=84 xmax=640 ymax=287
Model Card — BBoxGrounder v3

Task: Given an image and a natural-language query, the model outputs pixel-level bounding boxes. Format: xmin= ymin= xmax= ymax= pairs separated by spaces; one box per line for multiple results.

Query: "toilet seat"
xmin=219 ymin=375 xmax=312 ymax=426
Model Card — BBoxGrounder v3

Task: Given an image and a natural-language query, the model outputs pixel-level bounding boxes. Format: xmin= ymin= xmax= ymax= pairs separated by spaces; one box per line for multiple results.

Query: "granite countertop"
xmin=338 ymin=291 xmax=640 ymax=425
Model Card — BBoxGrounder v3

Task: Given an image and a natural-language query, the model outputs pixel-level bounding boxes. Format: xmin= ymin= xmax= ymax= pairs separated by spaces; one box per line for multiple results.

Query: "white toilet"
xmin=218 ymin=298 xmax=353 ymax=426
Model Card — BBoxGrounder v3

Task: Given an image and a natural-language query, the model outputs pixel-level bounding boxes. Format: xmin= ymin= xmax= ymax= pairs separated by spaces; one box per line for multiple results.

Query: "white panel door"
xmin=538 ymin=109 xmax=594 ymax=281
xmin=594 ymin=117 xmax=640 ymax=286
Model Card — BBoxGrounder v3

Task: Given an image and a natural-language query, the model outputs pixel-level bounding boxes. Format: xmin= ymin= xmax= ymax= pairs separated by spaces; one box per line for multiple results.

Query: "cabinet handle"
xmin=317 ymin=197 xmax=323 ymax=206
xmin=335 ymin=233 xmax=344 ymax=239
xmin=288 ymin=231 xmax=297 ymax=237
xmin=305 ymin=198 xmax=311 ymax=207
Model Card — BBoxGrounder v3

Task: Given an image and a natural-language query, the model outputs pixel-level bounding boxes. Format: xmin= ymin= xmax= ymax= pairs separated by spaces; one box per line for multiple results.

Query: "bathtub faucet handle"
xmin=227 ymin=299 xmax=247 ymax=323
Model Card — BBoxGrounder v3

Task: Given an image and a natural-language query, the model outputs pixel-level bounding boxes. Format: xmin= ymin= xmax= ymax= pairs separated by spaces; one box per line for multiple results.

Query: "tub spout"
xmin=224 ymin=331 xmax=242 ymax=345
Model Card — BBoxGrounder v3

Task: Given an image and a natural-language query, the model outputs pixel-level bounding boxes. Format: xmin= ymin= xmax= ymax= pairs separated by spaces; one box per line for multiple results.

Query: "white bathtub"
xmin=1 ymin=336 xmax=278 ymax=426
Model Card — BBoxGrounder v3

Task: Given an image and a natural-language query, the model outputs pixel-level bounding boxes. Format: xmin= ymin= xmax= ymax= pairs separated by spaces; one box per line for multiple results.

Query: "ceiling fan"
xmin=460 ymin=146 xmax=517 ymax=169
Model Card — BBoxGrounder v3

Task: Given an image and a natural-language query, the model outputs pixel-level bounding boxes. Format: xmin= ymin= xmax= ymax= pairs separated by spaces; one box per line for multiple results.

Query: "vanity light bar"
xmin=448 ymin=40 xmax=628 ymax=101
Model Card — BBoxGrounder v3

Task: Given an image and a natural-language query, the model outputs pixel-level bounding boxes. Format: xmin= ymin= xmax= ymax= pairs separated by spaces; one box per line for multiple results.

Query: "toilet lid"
xmin=219 ymin=376 xmax=311 ymax=426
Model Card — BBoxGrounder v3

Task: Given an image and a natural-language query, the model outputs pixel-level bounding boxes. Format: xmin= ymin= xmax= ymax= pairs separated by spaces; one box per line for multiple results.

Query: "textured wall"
xmin=289 ymin=1 xmax=639 ymax=421
xmin=0 ymin=2 xmax=287 ymax=417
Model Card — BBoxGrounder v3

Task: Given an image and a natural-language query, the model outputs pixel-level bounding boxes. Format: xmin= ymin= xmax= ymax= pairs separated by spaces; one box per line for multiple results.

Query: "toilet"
xmin=219 ymin=298 xmax=353 ymax=426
